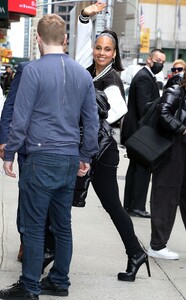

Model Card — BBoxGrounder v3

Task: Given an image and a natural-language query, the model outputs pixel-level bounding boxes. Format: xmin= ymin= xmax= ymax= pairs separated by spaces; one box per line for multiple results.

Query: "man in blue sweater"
xmin=0 ymin=14 xmax=99 ymax=299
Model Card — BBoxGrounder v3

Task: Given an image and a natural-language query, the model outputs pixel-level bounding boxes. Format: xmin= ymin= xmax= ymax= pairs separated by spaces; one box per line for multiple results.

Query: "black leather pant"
xmin=91 ymin=138 xmax=142 ymax=257
xmin=44 ymin=138 xmax=142 ymax=257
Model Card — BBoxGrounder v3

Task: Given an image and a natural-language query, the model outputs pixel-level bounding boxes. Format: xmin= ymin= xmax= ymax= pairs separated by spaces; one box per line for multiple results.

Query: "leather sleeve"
xmin=157 ymin=86 xmax=186 ymax=134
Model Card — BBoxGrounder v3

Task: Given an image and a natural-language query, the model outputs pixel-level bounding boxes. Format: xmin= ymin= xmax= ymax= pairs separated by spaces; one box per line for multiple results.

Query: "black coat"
xmin=164 ymin=74 xmax=182 ymax=90
xmin=87 ymin=63 xmax=125 ymax=99
xmin=157 ymin=85 xmax=186 ymax=135
xmin=121 ymin=67 xmax=160 ymax=144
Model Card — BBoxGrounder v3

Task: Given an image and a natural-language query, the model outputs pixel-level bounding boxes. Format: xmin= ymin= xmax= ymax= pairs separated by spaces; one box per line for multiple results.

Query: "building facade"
xmin=29 ymin=0 xmax=48 ymax=60
xmin=4 ymin=0 xmax=185 ymax=70
xmin=113 ymin=0 xmax=186 ymax=65
xmin=0 ymin=0 xmax=36 ymax=64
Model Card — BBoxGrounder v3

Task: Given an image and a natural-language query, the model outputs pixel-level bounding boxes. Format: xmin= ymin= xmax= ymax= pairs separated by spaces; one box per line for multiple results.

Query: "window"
xmin=57 ymin=6 xmax=67 ymax=13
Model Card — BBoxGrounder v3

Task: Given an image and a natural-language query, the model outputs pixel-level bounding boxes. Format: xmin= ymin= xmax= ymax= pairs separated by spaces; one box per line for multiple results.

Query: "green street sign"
xmin=0 ymin=0 xmax=8 ymax=19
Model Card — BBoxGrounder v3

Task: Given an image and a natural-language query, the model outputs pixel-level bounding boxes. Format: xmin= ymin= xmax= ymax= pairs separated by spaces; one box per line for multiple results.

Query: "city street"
xmin=0 ymin=130 xmax=186 ymax=300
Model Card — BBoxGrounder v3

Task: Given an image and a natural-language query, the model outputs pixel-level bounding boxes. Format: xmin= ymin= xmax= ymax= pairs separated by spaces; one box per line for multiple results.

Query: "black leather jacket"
xmin=157 ymin=85 xmax=186 ymax=135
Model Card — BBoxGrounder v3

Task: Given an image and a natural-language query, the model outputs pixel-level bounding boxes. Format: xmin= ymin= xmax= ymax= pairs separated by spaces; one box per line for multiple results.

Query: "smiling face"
xmin=93 ymin=35 xmax=116 ymax=74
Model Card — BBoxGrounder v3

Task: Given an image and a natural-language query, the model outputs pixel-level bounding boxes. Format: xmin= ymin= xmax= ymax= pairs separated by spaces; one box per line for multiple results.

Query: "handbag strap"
xmin=139 ymin=96 xmax=161 ymax=127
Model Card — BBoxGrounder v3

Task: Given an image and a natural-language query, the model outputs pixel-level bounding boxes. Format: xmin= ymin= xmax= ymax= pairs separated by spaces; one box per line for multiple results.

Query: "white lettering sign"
xmin=0 ymin=7 xmax=5 ymax=13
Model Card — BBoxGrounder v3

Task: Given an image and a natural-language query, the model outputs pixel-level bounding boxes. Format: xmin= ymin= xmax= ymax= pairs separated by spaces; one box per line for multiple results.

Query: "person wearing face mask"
xmin=121 ymin=49 xmax=166 ymax=218
xmin=164 ymin=59 xmax=186 ymax=90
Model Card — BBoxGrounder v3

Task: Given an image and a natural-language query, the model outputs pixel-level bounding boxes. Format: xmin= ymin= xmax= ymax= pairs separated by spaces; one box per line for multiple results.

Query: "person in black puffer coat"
xmin=148 ymin=69 xmax=186 ymax=260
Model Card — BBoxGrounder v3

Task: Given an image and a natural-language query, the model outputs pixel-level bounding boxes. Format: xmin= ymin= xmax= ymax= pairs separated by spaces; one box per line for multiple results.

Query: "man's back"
xmin=5 ymin=53 xmax=99 ymax=162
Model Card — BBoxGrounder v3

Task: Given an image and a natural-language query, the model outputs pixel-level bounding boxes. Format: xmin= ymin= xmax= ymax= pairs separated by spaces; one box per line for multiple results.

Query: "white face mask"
xmin=178 ymin=71 xmax=184 ymax=78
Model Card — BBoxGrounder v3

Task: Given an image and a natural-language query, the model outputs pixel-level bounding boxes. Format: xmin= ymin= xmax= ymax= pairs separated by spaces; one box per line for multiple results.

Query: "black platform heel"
xmin=117 ymin=250 xmax=151 ymax=282
xmin=42 ymin=249 xmax=55 ymax=274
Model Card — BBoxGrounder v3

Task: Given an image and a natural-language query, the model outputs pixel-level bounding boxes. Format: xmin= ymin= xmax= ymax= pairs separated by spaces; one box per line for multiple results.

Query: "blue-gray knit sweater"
xmin=4 ymin=54 xmax=99 ymax=162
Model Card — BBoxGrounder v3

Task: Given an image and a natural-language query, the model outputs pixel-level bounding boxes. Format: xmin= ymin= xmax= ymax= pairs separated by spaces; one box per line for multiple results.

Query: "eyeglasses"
xmin=171 ymin=67 xmax=183 ymax=73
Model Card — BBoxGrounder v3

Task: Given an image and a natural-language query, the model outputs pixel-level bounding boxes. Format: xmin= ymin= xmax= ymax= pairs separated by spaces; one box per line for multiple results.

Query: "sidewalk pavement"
xmin=0 ymin=134 xmax=186 ymax=300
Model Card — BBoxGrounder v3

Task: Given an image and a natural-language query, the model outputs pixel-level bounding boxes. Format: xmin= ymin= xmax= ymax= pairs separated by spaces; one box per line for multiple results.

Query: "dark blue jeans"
xmin=18 ymin=152 xmax=79 ymax=295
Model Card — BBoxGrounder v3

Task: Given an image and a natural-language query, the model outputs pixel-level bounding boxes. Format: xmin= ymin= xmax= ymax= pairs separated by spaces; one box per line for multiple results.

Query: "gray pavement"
xmin=0 ymin=131 xmax=186 ymax=300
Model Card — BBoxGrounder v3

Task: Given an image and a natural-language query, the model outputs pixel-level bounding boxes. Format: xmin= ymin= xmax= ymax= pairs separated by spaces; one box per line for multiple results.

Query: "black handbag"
xmin=125 ymin=86 xmax=184 ymax=172
xmin=72 ymin=169 xmax=93 ymax=207
xmin=125 ymin=125 xmax=172 ymax=171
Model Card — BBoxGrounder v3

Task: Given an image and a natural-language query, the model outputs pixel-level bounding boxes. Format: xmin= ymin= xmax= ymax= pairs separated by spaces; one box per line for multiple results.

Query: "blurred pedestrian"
xmin=121 ymin=49 xmax=166 ymax=218
xmin=2 ymin=66 xmax=13 ymax=96
xmin=0 ymin=13 xmax=99 ymax=299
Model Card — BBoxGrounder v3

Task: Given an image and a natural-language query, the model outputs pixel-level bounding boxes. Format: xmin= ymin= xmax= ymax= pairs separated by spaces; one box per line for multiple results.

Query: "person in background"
xmin=2 ymin=66 xmax=13 ymax=96
xmin=164 ymin=59 xmax=186 ymax=90
xmin=72 ymin=2 xmax=151 ymax=282
xmin=148 ymin=68 xmax=186 ymax=260
xmin=0 ymin=61 xmax=55 ymax=268
xmin=0 ymin=62 xmax=29 ymax=263
xmin=121 ymin=49 xmax=166 ymax=218
xmin=0 ymin=13 xmax=99 ymax=299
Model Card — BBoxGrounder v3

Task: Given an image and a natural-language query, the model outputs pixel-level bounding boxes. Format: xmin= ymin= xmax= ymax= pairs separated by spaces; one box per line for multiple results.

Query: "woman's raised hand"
xmin=83 ymin=2 xmax=107 ymax=17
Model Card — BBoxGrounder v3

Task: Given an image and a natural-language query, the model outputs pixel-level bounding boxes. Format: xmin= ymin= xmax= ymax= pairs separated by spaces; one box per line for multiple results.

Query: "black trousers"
xmin=150 ymin=135 xmax=186 ymax=250
xmin=123 ymin=159 xmax=151 ymax=211
xmin=91 ymin=138 xmax=142 ymax=257
xmin=45 ymin=138 xmax=142 ymax=257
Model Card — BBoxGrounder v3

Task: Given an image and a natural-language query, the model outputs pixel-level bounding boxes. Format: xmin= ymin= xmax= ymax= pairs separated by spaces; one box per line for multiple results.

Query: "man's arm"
xmin=0 ymin=63 xmax=26 ymax=145
xmin=4 ymin=64 xmax=37 ymax=164
xmin=79 ymin=79 xmax=99 ymax=163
